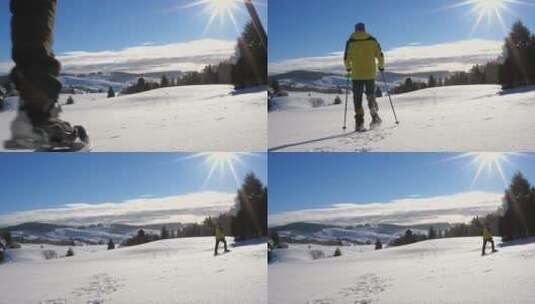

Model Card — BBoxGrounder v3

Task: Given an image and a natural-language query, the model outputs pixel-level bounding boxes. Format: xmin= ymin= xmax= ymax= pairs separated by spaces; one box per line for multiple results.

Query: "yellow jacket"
xmin=483 ymin=227 xmax=492 ymax=240
xmin=215 ymin=226 xmax=225 ymax=240
xmin=344 ymin=31 xmax=385 ymax=80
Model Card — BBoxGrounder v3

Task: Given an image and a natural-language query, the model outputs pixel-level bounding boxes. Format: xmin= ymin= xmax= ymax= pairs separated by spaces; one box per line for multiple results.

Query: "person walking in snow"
xmin=4 ymin=0 xmax=88 ymax=150
xmin=482 ymin=223 xmax=497 ymax=256
xmin=344 ymin=22 xmax=385 ymax=131
xmin=214 ymin=223 xmax=230 ymax=256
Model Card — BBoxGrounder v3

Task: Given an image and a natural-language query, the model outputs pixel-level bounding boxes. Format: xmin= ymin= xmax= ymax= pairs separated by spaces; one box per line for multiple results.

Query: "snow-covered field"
xmin=269 ymin=237 xmax=535 ymax=304
xmin=0 ymin=237 xmax=267 ymax=304
xmin=0 ymin=85 xmax=267 ymax=152
xmin=269 ymin=85 xmax=535 ymax=152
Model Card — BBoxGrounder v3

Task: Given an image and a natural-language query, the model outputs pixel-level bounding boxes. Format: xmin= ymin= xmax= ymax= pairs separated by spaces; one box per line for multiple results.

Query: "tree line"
xmin=121 ymin=20 xmax=266 ymax=96
xmin=123 ymin=172 xmax=267 ymax=247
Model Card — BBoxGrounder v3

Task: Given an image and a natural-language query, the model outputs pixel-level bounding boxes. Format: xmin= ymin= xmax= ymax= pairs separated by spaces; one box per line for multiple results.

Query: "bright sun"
xmin=462 ymin=152 xmax=513 ymax=186
xmin=449 ymin=0 xmax=528 ymax=34
xmin=197 ymin=152 xmax=244 ymax=187
xmin=184 ymin=0 xmax=242 ymax=31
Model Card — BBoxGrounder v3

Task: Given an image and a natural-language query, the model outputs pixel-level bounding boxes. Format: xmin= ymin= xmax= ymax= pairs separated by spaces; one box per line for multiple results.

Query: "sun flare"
xmin=184 ymin=0 xmax=242 ymax=32
xmin=197 ymin=152 xmax=244 ymax=187
xmin=449 ymin=0 xmax=529 ymax=34
xmin=462 ymin=152 xmax=514 ymax=186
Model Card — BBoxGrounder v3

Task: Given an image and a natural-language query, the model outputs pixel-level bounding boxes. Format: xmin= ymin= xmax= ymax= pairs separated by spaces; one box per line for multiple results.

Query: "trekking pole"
xmin=381 ymin=70 xmax=399 ymax=124
xmin=342 ymin=72 xmax=350 ymax=131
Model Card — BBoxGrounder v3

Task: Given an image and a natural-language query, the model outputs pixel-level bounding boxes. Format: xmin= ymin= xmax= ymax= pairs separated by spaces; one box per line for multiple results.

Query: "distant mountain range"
xmin=269 ymin=70 xmax=453 ymax=92
xmin=1 ymin=70 xmax=185 ymax=94
xmin=270 ymin=221 xmax=453 ymax=245
xmin=0 ymin=222 xmax=184 ymax=246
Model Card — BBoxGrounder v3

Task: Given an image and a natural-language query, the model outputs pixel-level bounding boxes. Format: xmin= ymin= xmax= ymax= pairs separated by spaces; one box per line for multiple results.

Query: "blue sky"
xmin=0 ymin=0 xmax=267 ymax=74
xmin=0 ymin=153 xmax=267 ymax=226
xmin=268 ymin=0 xmax=535 ymax=74
xmin=269 ymin=153 xmax=535 ymax=226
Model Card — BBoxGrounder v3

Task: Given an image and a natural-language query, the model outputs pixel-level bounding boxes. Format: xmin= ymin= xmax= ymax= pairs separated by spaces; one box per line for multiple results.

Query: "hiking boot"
xmin=355 ymin=107 xmax=365 ymax=132
xmin=370 ymin=113 xmax=382 ymax=129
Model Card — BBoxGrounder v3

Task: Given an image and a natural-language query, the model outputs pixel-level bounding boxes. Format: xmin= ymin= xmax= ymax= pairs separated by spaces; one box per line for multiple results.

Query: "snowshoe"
xmin=4 ymin=112 xmax=90 ymax=152
xmin=370 ymin=114 xmax=382 ymax=130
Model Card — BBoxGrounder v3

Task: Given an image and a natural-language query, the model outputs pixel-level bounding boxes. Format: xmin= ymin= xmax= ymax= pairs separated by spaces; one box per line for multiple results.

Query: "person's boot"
xmin=354 ymin=108 xmax=365 ymax=132
xmin=368 ymin=96 xmax=382 ymax=129
xmin=4 ymin=71 xmax=88 ymax=150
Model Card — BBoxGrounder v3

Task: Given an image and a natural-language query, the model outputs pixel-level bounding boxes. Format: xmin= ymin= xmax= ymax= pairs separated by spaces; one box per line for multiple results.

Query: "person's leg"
xmin=490 ymin=239 xmax=496 ymax=252
xmin=214 ymin=239 xmax=220 ymax=255
xmin=10 ymin=0 xmax=62 ymax=125
xmin=482 ymin=239 xmax=487 ymax=255
xmin=223 ymin=238 xmax=228 ymax=251
xmin=352 ymin=80 xmax=365 ymax=129
xmin=366 ymin=80 xmax=381 ymax=122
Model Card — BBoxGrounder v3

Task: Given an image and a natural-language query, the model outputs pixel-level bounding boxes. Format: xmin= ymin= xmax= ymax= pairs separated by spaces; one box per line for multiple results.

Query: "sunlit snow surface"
xmin=269 ymin=85 xmax=535 ymax=152
xmin=0 ymin=85 xmax=267 ymax=152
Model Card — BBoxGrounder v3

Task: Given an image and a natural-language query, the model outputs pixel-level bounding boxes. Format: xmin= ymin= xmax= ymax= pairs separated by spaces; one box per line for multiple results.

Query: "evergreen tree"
xmin=66 ymin=96 xmax=75 ymax=105
xmin=160 ymin=75 xmax=170 ymax=87
xmin=500 ymin=171 xmax=533 ymax=240
xmin=231 ymin=21 xmax=267 ymax=89
xmin=375 ymin=239 xmax=383 ymax=250
xmin=428 ymin=226 xmax=437 ymax=239
xmin=231 ymin=173 xmax=268 ymax=240
xmin=334 ymin=247 xmax=342 ymax=257
xmin=66 ymin=248 xmax=74 ymax=257
xmin=428 ymin=75 xmax=437 ymax=87
xmin=271 ymin=79 xmax=280 ymax=93
xmin=160 ymin=226 xmax=170 ymax=239
xmin=107 ymin=86 xmax=115 ymax=98
xmin=2 ymin=231 xmax=12 ymax=246
xmin=107 ymin=239 xmax=115 ymax=250
xmin=499 ymin=20 xmax=535 ymax=89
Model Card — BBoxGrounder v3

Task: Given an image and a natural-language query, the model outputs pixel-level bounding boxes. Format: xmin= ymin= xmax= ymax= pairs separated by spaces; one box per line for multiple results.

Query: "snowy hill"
xmin=269 ymin=237 xmax=535 ymax=304
xmin=0 ymin=85 xmax=267 ymax=151
xmin=0 ymin=237 xmax=267 ymax=304
xmin=269 ymin=85 xmax=535 ymax=152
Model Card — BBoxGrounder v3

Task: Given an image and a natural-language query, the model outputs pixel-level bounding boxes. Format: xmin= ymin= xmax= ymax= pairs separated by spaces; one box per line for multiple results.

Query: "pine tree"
xmin=334 ymin=247 xmax=342 ymax=257
xmin=107 ymin=86 xmax=115 ymax=98
xmin=66 ymin=248 xmax=74 ymax=257
xmin=428 ymin=75 xmax=437 ymax=87
xmin=428 ymin=226 xmax=437 ymax=239
xmin=160 ymin=75 xmax=170 ymax=87
xmin=375 ymin=239 xmax=383 ymax=250
xmin=500 ymin=172 xmax=533 ymax=240
xmin=499 ymin=20 xmax=535 ymax=89
xmin=231 ymin=21 xmax=267 ymax=89
xmin=107 ymin=239 xmax=115 ymax=250
xmin=160 ymin=226 xmax=170 ymax=239
xmin=66 ymin=96 xmax=75 ymax=105
xmin=231 ymin=173 xmax=267 ymax=241
xmin=2 ymin=231 xmax=12 ymax=247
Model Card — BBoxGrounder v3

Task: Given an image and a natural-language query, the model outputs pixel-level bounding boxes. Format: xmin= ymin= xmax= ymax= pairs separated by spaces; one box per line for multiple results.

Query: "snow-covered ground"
xmin=269 ymin=237 xmax=535 ymax=304
xmin=0 ymin=237 xmax=267 ymax=304
xmin=269 ymin=85 xmax=535 ymax=152
xmin=0 ymin=85 xmax=267 ymax=152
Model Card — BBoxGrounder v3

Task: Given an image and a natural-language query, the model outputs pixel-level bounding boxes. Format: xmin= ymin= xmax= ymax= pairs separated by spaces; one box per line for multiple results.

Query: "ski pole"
xmin=381 ymin=70 xmax=400 ymax=125
xmin=343 ymin=72 xmax=350 ymax=131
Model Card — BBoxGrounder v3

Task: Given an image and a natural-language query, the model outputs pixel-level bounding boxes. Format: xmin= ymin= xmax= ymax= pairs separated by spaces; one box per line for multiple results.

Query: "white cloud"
xmin=0 ymin=39 xmax=236 ymax=75
xmin=269 ymin=39 xmax=503 ymax=75
xmin=269 ymin=191 xmax=503 ymax=227
xmin=0 ymin=191 xmax=236 ymax=227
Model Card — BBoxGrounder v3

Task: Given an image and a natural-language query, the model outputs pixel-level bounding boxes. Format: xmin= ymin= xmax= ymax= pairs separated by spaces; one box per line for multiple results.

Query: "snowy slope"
xmin=0 ymin=237 xmax=267 ymax=304
xmin=269 ymin=237 xmax=535 ymax=304
xmin=0 ymin=85 xmax=267 ymax=151
xmin=269 ymin=85 xmax=535 ymax=152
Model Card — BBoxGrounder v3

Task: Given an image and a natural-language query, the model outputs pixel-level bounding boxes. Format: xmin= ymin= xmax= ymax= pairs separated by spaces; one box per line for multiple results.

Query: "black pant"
xmin=215 ymin=238 xmax=228 ymax=254
xmin=482 ymin=238 xmax=495 ymax=254
xmin=10 ymin=0 xmax=62 ymax=122
xmin=352 ymin=79 xmax=376 ymax=116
